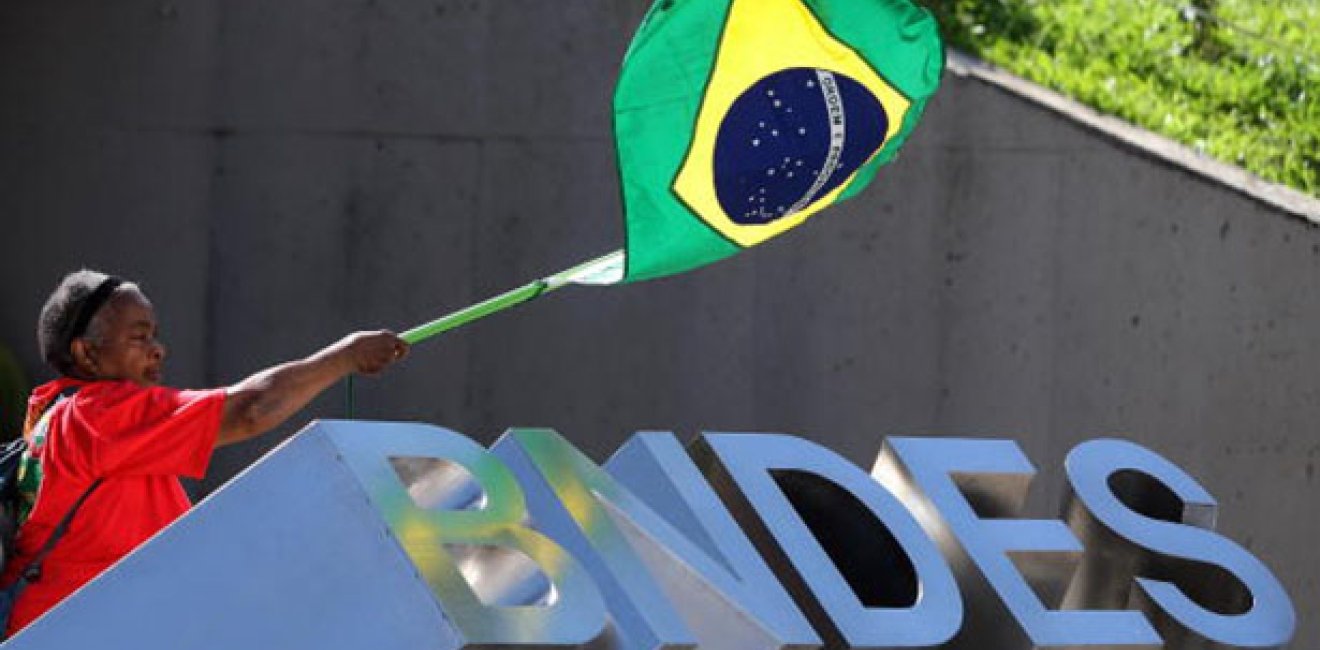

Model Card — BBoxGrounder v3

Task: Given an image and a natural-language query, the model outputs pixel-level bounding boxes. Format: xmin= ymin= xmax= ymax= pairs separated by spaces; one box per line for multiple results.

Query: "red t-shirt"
xmin=1 ymin=378 xmax=224 ymax=636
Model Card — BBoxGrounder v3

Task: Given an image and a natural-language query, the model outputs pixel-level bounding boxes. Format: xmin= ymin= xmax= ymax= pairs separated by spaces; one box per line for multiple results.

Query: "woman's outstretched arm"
xmin=216 ymin=330 xmax=408 ymax=447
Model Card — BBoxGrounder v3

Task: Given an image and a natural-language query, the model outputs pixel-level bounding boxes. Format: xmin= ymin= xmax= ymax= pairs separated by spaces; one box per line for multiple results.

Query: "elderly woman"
xmin=0 ymin=270 xmax=408 ymax=636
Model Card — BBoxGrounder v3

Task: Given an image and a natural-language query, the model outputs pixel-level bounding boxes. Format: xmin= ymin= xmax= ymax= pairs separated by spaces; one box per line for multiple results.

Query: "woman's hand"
xmin=334 ymin=330 xmax=410 ymax=376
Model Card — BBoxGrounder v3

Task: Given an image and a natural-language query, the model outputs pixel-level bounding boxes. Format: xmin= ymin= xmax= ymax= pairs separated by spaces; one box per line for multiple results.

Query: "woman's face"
xmin=75 ymin=287 xmax=167 ymax=386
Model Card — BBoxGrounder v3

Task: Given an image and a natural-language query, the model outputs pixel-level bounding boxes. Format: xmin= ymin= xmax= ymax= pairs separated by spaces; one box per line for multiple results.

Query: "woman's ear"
xmin=70 ymin=338 xmax=97 ymax=376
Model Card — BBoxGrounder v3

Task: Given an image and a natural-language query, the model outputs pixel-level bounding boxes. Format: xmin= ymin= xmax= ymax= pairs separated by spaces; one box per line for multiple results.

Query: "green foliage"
xmin=0 ymin=345 xmax=28 ymax=440
xmin=921 ymin=0 xmax=1319 ymax=196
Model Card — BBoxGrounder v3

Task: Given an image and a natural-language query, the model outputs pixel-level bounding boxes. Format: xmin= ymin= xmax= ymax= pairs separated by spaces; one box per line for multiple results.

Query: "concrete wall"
xmin=1 ymin=0 xmax=1316 ymax=645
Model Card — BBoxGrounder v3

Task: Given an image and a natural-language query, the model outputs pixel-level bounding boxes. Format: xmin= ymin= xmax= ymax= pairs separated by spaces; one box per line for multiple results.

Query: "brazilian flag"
xmin=613 ymin=0 xmax=944 ymax=282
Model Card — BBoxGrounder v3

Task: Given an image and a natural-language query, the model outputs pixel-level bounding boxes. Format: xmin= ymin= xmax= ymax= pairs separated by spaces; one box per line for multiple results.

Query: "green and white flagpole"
xmin=399 ymin=249 xmax=625 ymax=344
xmin=345 ymin=250 xmax=624 ymax=417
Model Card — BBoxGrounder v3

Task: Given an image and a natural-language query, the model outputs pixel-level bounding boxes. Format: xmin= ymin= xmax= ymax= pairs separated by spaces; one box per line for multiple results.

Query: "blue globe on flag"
xmin=713 ymin=68 xmax=890 ymax=226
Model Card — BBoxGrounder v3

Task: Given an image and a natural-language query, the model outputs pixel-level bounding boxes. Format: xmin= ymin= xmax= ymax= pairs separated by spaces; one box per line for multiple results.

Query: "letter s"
xmin=1063 ymin=439 xmax=1295 ymax=649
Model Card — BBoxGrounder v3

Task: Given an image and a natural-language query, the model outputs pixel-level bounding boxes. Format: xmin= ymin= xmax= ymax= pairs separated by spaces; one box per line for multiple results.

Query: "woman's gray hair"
xmin=37 ymin=270 xmax=136 ymax=376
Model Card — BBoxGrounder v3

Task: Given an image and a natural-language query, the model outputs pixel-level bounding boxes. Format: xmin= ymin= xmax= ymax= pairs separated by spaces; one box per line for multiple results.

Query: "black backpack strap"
xmin=15 ymin=383 xmax=94 ymax=584
xmin=18 ymin=478 xmax=103 ymax=584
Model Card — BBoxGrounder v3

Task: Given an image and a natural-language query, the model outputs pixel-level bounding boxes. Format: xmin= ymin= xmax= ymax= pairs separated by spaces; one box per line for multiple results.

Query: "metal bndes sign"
xmin=328 ymin=426 xmax=1296 ymax=649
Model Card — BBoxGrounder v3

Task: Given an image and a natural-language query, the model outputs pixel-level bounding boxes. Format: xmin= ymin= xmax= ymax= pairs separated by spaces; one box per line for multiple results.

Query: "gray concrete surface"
xmin=0 ymin=0 xmax=1316 ymax=646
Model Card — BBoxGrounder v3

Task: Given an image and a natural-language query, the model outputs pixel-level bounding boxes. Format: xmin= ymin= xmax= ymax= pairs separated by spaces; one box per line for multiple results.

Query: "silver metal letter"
xmin=330 ymin=421 xmax=608 ymax=646
xmin=1062 ymin=438 xmax=1296 ymax=649
xmin=694 ymin=433 xmax=962 ymax=649
xmin=492 ymin=428 xmax=822 ymax=649
xmin=876 ymin=437 xmax=1161 ymax=649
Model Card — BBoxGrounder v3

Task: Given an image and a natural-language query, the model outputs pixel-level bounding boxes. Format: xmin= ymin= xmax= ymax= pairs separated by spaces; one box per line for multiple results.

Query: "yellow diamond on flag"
xmin=672 ymin=0 xmax=913 ymax=248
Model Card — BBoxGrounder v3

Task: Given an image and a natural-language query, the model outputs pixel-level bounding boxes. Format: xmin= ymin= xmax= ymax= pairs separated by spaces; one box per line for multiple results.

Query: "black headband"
xmin=66 ymin=276 xmax=124 ymax=342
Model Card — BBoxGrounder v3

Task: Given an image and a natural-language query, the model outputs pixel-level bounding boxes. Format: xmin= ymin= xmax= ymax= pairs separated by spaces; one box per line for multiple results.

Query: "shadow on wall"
xmin=0 ymin=344 xmax=29 ymax=441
